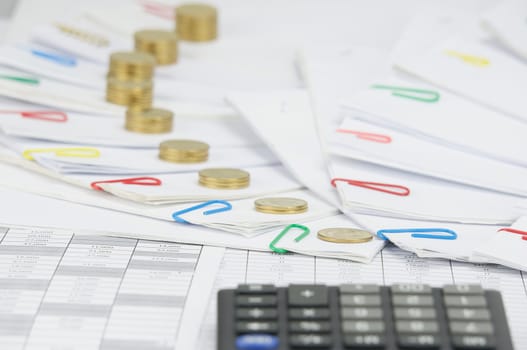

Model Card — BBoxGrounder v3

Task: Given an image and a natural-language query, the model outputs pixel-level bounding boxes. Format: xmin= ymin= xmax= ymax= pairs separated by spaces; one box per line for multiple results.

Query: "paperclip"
xmin=54 ymin=23 xmax=110 ymax=47
xmin=331 ymin=178 xmax=410 ymax=196
xmin=172 ymin=200 xmax=232 ymax=223
xmin=371 ymin=84 xmax=440 ymax=103
xmin=0 ymin=74 xmax=39 ymax=85
xmin=140 ymin=0 xmax=174 ymax=19
xmin=377 ymin=228 xmax=458 ymax=240
xmin=91 ymin=177 xmax=162 ymax=191
xmin=445 ymin=50 xmax=490 ymax=67
xmin=498 ymin=228 xmax=527 ymax=241
xmin=22 ymin=147 xmax=100 ymax=161
xmin=336 ymin=129 xmax=392 ymax=144
xmin=269 ymin=224 xmax=310 ymax=254
xmin=30 ymin=49 xmax=77 ymax=67
xmin=0 ymin=110 xmax=68 ymax=122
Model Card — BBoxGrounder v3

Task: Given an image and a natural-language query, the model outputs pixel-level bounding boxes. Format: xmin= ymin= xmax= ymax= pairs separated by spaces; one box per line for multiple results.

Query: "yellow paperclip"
xmin=23 ymin=147 xmax=101 ymax=160
xmin=445 ymin=50 xmax=490 ymax=67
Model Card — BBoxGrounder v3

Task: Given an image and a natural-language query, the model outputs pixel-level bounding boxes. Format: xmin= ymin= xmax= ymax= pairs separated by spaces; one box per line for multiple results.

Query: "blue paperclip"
xmin=172 ymin=200 xmax=232 ymax=224
xmin=376 ymin=228 xmax=457 ymax=240
xmin=30 ymin=49 xmax=77 ymax=67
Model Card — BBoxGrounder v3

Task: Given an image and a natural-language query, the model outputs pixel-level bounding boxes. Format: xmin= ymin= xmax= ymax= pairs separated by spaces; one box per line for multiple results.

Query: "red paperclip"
xmin=331 ymin=178 xmax=410 ymax=196
xmin=498 ymin=228 xmax=527 ymax=241
xmin=91 ymin=177 xmax=162 ymax=191
xmin=0 ymin=110 xmax=68 ymax=122
xmin=139 ymin=0 xmax=174 ymax=20
xmin=336 ymin=129 xmax=392 ymax=144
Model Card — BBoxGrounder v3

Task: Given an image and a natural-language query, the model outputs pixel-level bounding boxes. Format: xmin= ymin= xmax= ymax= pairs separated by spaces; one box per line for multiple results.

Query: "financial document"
xmin=198 ymin=246 xmax=527 ymax=349
xmin=0 ymin=225 xmax=223 ymax=350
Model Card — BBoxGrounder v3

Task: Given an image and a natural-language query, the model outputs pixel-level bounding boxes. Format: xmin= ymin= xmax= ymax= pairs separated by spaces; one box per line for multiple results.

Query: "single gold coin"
xmin=254 ymin=197 xmax=308 ymax=214
xmin=317 ymin=228 xmax=374 ymax=244
xmin=175 ymin=3 xmax=217 ymax=42
xmin=198 ymin=168 xmax=250 ymax=189
xmin=134 ymin=29 xmax=178 ymax=65
xmin=159 ymin=139 xmax=209 ymax=163
xmin=125 ymin=108 xmax=173 ymax=133
xmin=108 ymin=51 xmax=156 ymax=80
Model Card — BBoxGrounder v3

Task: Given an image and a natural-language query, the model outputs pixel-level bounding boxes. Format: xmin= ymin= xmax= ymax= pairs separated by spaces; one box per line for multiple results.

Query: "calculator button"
xmin=340 ymin=294 xmax=382 ymax=306
xmin=342 ymin=320 xmax=385 ymax=333
xmin=444 ymin=285 xmax=484 ymax=295
xmin=236 ymin=334 xmax=280 ymax=350
xmin=289 ymin=308 xmax=330 ymax=320
xmin=289 ymin=321 xmax=331 ymax=333
xmin=444 ymin=296 xmax=487 ymax=308
xmin=237 ymin=284 xmax=277 ymax=294
xmin=288 ymin=285 xmax=328 ymax=306
xmin=341 ymin=307 xmax=383 ymax=319
xmin=392 ymin=295 xmax=434 ymax=306
xmin=236 ymin=295 xmax=277 ymax=307
xmin=343 ymin=334 xmax=385 ymax=348
xmin=449 ymin=322 xmax=494 ymax=335
xmin=236 ymin=321 xmax=278 ymax=334
xmin=289 ymin=334 xmax=332 ymax=348
xmin=340 ymin=284 xmax=381 ymax=294
xmin=447 ymin=308 xmax=491 ymax=321
xmin=397 ymin=334 xmax=441 ymax=348
xmin=393 ymin=307 xmax=436 ymax=320
xmin=452 ymin=335 xmax=496 ymax=349
xmin=392 ymin=284 xmax=432 ymax=294
xmin=395 ymin=320 xmax=439 ymax=333
xmin=236 ymin=308 xmax=278 ymax=320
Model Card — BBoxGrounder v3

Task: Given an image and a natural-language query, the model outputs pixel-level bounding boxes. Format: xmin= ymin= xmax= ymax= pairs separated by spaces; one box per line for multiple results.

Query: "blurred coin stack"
xmin=135 ymin=29 xmax=179 ymax=65
xmin=175 ymin=3 xmax=218 ymax=42
xmin=126 ymin=108 xmax=173 ymax=133
xmin=159 ymin=139 xmax=210 ymax=163
xmin=106 ymin=51 xmax=155 ymax=109
xmin=198 ymin=168 xmax=250 ymax=189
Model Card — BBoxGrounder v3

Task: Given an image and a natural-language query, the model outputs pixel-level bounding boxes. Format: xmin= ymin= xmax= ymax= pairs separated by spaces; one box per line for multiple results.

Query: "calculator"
xmin=217 ymin=284 xmax=513 ymax=350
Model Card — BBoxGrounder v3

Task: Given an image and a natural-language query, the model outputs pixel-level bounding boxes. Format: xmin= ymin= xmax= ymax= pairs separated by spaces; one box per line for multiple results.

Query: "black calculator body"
xmin=217 ymin=284 xmax=513 ymax=350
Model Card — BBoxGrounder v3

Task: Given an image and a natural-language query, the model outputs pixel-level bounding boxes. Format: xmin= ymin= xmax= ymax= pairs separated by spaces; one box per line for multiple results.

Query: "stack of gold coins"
xmin=108 ymin=51 xmax=155 ymax=80
xmin=125 ymin=108 xmax=173 ymax=133
xmin=106 ymin=78 xmax=153 ymax=108
xmin=317 ymin=228 xmax=373 ymax=243
xmin=135 ymin=29 xmax=178 ymax=65
xmin=159 ymin=139 xmax=209 ymax=163
xmin=175 ymin=3 xmax=217 ymax=42
xmin=254 ymin=197 xmax=308 ymax=214
xmin=198 ymin=168 xmax=249 ymax=189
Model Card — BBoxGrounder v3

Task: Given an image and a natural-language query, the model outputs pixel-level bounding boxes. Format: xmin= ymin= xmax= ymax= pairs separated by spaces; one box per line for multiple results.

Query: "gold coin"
xmin=175 ymin=3 xmax=217 ymax=42
xmin=198 ymin=168 xmax=249 ymax=189
xmin=108 ymin=51 xmax=156 ymax=80
xmin=106 ymin=78 xmax=153 ymax=107
xmin=125 ymin=108 xmax=173 ymax=133
xmin=159 ymin=139 xmax=209 ymax=163
xmin=254 ymin=197 xmax=308 ymax=214
xmin=317 ymin=228 xmax=373 ymax=244
xmin=134 ymin=29 xmax=178 ymax=65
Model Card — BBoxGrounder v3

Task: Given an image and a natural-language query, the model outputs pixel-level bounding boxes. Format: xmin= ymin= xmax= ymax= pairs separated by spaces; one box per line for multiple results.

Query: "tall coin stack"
xmin=135 ymin=30 xmax=179 ymax=65
xmin=175 ymin=3 xmax=218 ymax=42
xmin=106 ymin=51 xmax=155 ymax=109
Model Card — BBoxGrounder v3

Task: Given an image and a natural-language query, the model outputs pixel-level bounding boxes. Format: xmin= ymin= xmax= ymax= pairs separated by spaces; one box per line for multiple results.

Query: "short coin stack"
xmin=254 ymin=197 xmax=308 ymax=214
xmin=159 ymin=139 xmax=209 ymax=163
xmin=317 ymin=228 xmax=373 ymax=243
xmin=175 ymin=3 xmax=218 ymax=42
xmin=135 ymin=30 xmax=179 ymax=65
xmin=198 ymin=168 xmax=250 ymax=189
xmin=106 ymin=51 xmax=155 ymax=109
xmin=125 ymin=108 xmax=173 ymax=134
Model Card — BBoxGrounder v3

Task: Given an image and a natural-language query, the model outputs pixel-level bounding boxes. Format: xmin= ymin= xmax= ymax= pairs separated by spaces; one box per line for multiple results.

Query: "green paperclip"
xmin=269 ymin=224 xmax=310 ymax=254
xmin=371 ymin=84 xmax=439 ymax=103
xmin=0 ymin=75 xmax=39 ymax=85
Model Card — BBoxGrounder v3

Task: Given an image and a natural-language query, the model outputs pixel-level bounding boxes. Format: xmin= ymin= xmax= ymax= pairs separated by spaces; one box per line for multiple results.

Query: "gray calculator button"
xmin=392 ymin=284 xmax=432 ymax=294
xmin=236 ymin=295 xmax=277 ymax=307
xmin=392 ymin=295 xmax=434 ymax=306
xmin=237 ymin=284 xmax=277 ymax=294
xmin=236 ymin=321 xmax=278 ymax=334
xmin=452 ymin=335 xmax=496 ymax=349
xmin=447 ymin=308 xmax=491 ymax=321
xmin=343 ymin=334 xmax=385 ymax=348
xmin=289 ymin=321 xmax=331 ymax=333
xmin=289 ymin=334 xmax=332 ymax=347
xmin=394 ymin=307 xmax=436 ymax=319
xmin=340 ymin=294 xmax=382 ymax=306
xmin=449 ymin=322 xmax=494 ymax=335
xmin=444 ymin=284 xmax=484 ymax=295
xmin=342 ymin=320 xmax=385 ymax=333
xmin=396 ymin=320 xmax=439 ymax=333
xmin=289 ymin=308 xmax=330 ymax=320
xmin=444 ymin=296 xmax=487 ymax=308
xmin=236 ymin=308 xmax=278 ymax=320
xmin=340 ymin=284 xmax=381 ymax=294
xmin=341 ymin=307 xmax=383 ymax=319
xmin=398 ymin=334 xmax=441 ymax=348
xmin=288 ymin=285 xmax=328 ymax=306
